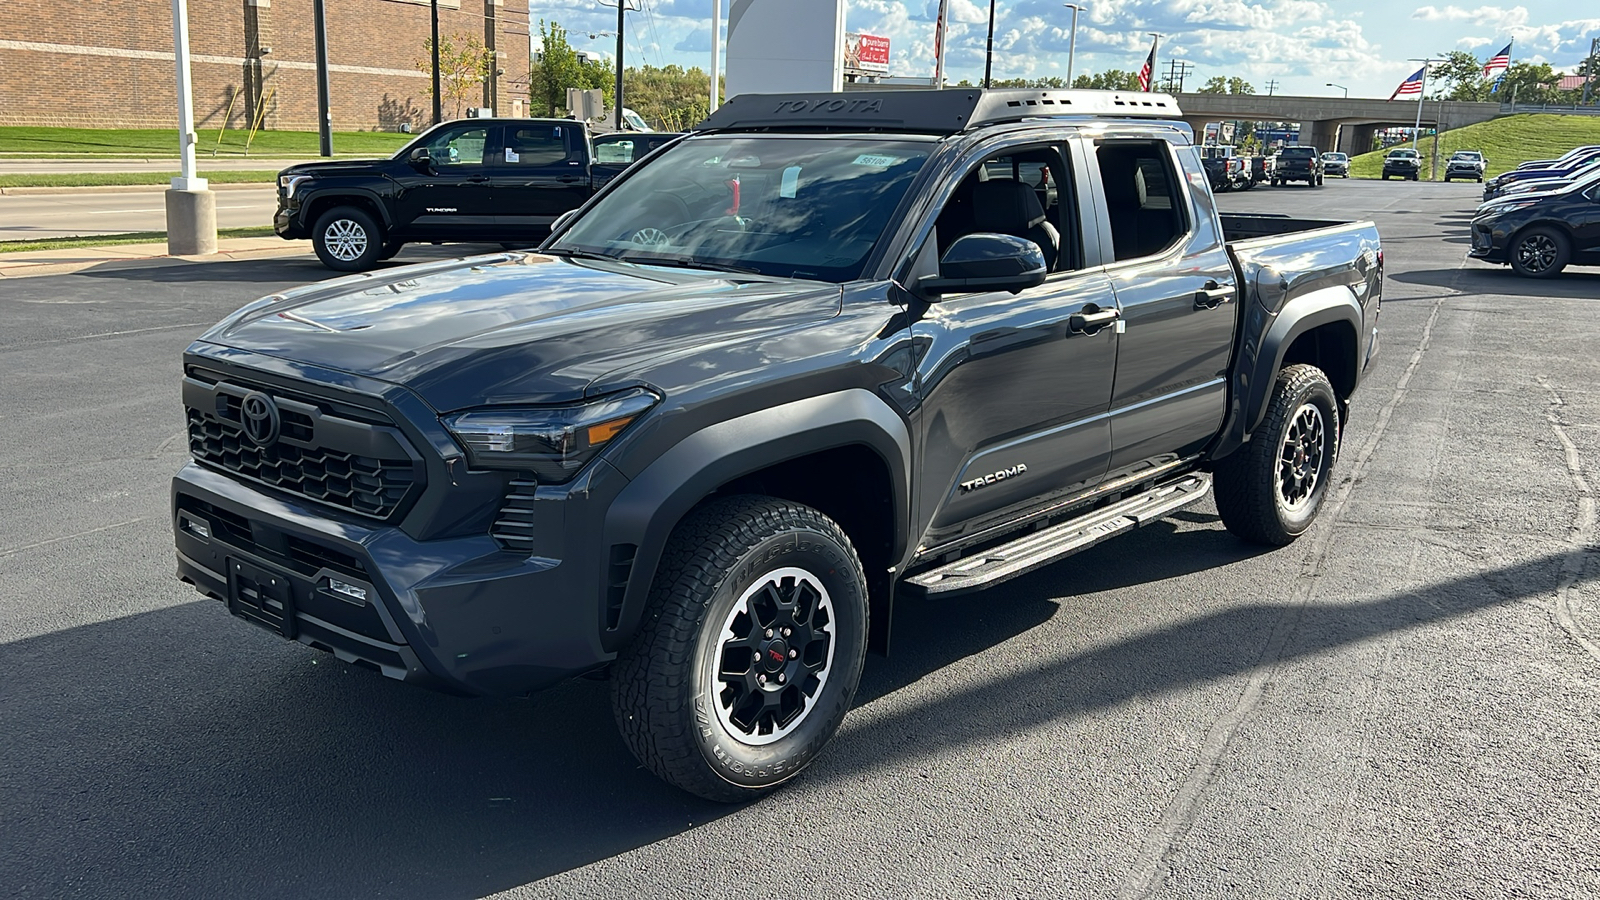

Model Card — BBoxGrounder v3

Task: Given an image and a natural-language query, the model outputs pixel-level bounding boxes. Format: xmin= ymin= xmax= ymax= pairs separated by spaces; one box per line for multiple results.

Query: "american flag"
xmin=1482 ymin=43 xmax=1512 ymax=78
xmin=1390 ymin=66 xmax=1425 ymax=100
xmin=1138 ymin=42 xmax=1157 ymax=91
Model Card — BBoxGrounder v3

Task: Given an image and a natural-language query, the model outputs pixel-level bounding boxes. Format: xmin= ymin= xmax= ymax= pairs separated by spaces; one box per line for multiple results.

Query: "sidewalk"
xmin=0 ymin=236 xmax=310 ymax=279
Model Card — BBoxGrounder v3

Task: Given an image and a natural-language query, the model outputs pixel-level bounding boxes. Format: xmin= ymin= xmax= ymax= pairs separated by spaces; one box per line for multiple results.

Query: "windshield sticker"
xmin=780 ymin=166 xmax=801 ymax=198
xmin=505 ymin=147 xmax=520 ymax=163
xmin=852 ymin=154 xmax=902 ymax=167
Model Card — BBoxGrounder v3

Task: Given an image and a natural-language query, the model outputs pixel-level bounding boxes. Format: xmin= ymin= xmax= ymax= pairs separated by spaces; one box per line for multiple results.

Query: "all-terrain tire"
xmin=612 ymin=495 xmax=869 ymax=802
xmin=1508 ymin=226 xmax=1570 ymax=279
xmin=312 ymin=205 xmax=382 ymax=271
xmin=1213 ymin=364 xmax=1340 ymax=546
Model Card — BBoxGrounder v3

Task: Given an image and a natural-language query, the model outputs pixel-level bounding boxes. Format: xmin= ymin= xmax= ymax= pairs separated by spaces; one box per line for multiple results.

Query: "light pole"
xmin=1326 ymin=82 xmax=1348 ymax=98
xmin=430 ymin=0 xmax=442 ymax=125
xmin=165 ymin=0 xmax=216 ymax=256
xmin=1063 ymin=3 xmax=1083 ymax=87
xmin=710 ymin=0 xmax=721 ymax=112
xmin=1406 ymin=57 xmax=1439 ymax=153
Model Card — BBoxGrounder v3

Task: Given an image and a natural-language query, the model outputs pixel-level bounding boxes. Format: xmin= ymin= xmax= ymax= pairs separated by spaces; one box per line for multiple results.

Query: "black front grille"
xmin=184 ymin=369 xmax=423 ymax=521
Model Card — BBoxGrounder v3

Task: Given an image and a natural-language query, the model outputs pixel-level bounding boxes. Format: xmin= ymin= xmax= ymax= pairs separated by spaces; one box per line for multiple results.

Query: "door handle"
xmin=468 ymin=174 xmax=491 ymax=183
xmin=1068 ymin=304 xmax=1121 ymax=334
xmin=559 ymin=175 xmax=584 ymax=183
xmin=1194 ymin=281 xmax=1233 ymax=310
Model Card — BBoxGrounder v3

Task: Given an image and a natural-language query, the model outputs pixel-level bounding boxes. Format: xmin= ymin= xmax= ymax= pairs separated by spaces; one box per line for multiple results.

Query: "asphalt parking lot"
xmin=2 ymin=179 xmax=1598 ymax=899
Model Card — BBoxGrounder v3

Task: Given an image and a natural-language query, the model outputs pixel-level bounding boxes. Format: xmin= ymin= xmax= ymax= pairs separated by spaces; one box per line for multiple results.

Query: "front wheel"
xmin=612 ymin=495 xmax=869 ymax=802
xmin=311 ymin=206 xmax=382 ymax=271
xmin=1213 ymin=364 xmax=1340 ymax=546
xmin=1509 ymin=226 xmax=1570 ymax=279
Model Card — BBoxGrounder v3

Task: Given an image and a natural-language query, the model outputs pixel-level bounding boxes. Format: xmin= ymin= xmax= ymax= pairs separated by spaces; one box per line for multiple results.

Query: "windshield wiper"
xmin=543 ymin=246 xmax=621 ymax=263
xmin=620 ymin=255 xmax=763 ymax=276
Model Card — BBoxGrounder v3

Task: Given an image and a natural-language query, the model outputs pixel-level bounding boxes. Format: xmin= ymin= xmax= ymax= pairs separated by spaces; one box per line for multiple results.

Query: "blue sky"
xmin=532 ymin=1 xmax=1598 ymax=99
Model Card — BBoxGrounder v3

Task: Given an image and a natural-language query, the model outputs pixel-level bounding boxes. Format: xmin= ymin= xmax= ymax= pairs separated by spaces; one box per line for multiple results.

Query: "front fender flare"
xmin=599 ymin=389 xmax=911 ymax=653
xmin=299 ymin=186 xmax=394 ymax=229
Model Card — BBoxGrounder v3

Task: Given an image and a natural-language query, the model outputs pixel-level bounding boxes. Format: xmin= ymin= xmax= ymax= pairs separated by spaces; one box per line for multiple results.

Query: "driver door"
xmin=909 ymin=139 xmax=1119 ymax=552
xmin=392 ymin=123 xmax=497 ymax=239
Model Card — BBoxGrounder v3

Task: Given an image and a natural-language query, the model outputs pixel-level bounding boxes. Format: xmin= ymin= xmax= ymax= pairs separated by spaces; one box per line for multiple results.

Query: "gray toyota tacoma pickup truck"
xmin=172 ymin=89 xmax=1382 ymax=801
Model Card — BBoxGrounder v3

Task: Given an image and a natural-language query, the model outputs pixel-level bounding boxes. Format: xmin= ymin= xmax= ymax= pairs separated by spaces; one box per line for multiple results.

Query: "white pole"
xmin=1064 ymin=4 xmax=1081 ymax=86
xmin=933 ymin=0 xmax=950 ymax=89
xmin=170 ymin=0 xmax=205 ymax=190
xmin=1412 ymin=62 xmax=1428 ymax=153
xmin=710 ymin=0 xmax=721 ymax=112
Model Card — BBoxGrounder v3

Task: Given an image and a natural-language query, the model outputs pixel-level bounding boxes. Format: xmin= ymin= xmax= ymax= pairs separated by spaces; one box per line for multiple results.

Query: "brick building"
xmin=0 ymin=0 xmax=530 ymax=131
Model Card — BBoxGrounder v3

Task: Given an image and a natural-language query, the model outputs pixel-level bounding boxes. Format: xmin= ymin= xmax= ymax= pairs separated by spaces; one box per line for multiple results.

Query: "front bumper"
xmin=173 ymin=458 xmax=624 ymax=697
xmin=1467 ymin=219 xmax=1509 ymax=262
xmin=1446 ymin=166 xmax=1483 ymax=179
xmin=273 ymin=196 xmax=309 ymax=240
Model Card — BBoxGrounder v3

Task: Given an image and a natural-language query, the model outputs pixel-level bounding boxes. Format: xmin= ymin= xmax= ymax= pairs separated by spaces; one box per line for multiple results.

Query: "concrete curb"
xmin=0 ymin=182 xmax=273 ymax=196
xmin=0 ymin=239 xmax=311 ymax=279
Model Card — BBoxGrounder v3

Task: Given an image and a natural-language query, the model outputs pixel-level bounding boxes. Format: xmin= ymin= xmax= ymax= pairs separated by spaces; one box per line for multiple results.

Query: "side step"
xmin=905 ymin=473 xmax=1212 ymax=596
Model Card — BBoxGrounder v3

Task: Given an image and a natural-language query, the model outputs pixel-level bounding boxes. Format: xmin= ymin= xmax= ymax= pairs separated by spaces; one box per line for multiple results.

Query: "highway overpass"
xmin=1174 ymin=93 xmax=1503 ymax=153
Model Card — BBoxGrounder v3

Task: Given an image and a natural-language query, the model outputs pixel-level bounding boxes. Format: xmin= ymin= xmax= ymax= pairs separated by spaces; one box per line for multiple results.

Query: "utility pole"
xmin=1584 ymin=36 xmax=1598 ymax=106
xmin=1163 ymin=59 xmax=1192 ymax=93
xmin=313 ymin=0 xmax=332 ymax=154
xmin=1063 ymin=3 xmax=1082 ymax=87
xmin=984 ymin=0 xmax=997 ymax=88
xmin=1264 ymin=79 xmax=1279 ymax=96
xmin=597 ymin=0 xmax=635 ymax=128
xmin=430 ymin=0 xmax=442 ymax=124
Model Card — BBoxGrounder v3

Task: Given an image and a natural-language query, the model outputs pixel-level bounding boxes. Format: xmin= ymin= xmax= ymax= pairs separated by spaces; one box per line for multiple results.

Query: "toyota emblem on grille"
xmin=239 ymin=392 xmax=281 ymax=447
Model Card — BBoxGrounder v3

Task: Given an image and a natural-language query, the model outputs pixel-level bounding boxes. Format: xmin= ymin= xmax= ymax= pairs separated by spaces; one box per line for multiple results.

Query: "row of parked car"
xmin=1469 ymin=144 xmax=1600 ymax=278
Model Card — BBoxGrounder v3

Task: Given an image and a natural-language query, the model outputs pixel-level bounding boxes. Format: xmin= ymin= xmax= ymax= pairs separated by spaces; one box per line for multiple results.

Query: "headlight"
xmin=1476 ymin=199 xmax=1537 ymax=217
xmin=441 ymin=388 xmax=660 ymax=482
xmin=278 ymin=174 xmax=313 ymax=198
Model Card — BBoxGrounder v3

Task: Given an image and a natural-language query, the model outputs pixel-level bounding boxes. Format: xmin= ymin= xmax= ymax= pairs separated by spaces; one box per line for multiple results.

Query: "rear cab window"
xmin=1095 ymin=140 xmax=1190 ymax=262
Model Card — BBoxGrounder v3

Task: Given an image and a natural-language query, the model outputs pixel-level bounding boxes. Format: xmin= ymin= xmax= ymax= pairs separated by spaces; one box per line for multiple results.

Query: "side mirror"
xmin=918 ymin=233 xmax=1048 ymax=296
xmin=550 ymin=209 xmax=579 ymax=234
xmin=408 ymin=147 xmax=431 ymax=169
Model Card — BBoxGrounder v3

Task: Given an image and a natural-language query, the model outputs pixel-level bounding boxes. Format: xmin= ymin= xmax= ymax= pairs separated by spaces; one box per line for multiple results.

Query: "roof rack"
xmin=693 ymin=89 xmax=1184 ymax=136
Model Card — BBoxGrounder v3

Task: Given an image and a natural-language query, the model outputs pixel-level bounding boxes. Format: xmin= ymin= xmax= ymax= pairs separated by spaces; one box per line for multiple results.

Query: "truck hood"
xmin=276 ymin=159 xmax=394 ymax=176
xmin=200 ymin=253 xmax=842 ymax=411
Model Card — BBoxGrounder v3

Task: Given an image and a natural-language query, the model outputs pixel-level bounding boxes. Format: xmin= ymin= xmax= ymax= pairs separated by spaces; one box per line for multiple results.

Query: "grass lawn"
xmin=1346 ymin=114 xmax=1600 ymax=180
xmin=0 ymin=126 xmax=410 ymax=158
xmin=0 ymin=225 xmax=278 ymax=254
xmin=0 ymin=171 xmax=279 ymax=188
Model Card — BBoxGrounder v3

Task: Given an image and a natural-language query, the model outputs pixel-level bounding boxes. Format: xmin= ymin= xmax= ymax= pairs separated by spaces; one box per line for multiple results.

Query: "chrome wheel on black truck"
xmin=1213 ymin=364 xmax=1340 ymax=546
xmin=612 ymin=496 xmax=868 ymax=802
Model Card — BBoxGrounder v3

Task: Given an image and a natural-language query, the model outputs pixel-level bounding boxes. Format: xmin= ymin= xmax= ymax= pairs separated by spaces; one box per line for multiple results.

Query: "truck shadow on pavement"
xmin=73 ymin=246 xmax=513 ymax=285
xmin=0 ymin=523 xmax=1581 ymax=898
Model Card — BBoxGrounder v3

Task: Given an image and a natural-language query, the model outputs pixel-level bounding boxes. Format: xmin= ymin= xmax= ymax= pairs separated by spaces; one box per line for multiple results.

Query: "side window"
xmin=1095 ymin=141 xmax=1188 ymax=262
xmin=594 ymin=139 xmax=635 ymax=165
xmin=425 ymin=126 xmax=488 ymax=167
xmin=502 ymin=125 xmax=573 ymax=166
xmin=930 ymin=145 xmax=1079 ymax=273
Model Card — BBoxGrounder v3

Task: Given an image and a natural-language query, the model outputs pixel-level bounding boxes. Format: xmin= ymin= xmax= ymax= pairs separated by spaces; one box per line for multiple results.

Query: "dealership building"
xmin=0 ymin=0 xmax=530 ymax=131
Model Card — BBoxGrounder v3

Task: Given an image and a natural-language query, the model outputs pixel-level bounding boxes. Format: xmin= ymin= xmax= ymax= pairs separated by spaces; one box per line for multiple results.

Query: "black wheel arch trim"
xmin=600 ymin=389 xmax=912 ymax=654
xmin=301 ymin=187 xmax=394 ymax=229
xmin=1213 ymin=285 xmax=1364 ymax=460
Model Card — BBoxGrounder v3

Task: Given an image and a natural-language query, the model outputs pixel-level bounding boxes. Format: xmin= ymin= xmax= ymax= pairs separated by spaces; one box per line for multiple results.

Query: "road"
xmin=0 ymin=187 xmax=278 ymax=240
xmin=1 ymin=180 xmax=1597 ymax=899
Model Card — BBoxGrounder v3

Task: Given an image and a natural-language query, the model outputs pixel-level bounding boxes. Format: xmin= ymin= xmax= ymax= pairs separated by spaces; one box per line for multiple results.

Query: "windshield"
xmin=1322 ymin=153 xmax=1347 ymax=161
xmin=1452 ymin=152 xmax=1482 ymax=160
xmin=1389 ymin=149 xmax=1418 ymax=158
xmin=550 ymin=135 xmax=933 ymax=282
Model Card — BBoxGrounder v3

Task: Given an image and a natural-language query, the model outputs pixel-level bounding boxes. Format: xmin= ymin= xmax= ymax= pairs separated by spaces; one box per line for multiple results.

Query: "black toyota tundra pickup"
xmin=173 ymin=89 xmax=1382 ymax=801
xmin=273 ymin=118 xmax=672 ymax=271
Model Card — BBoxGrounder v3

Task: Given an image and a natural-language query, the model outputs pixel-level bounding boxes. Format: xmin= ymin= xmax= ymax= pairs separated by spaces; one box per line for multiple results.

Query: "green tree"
xmin=1433 ymin=50 xmax=1491 ymax=101
xmin=530 ymin=20 xmax=612 ymax=117
xmin=1072 ymin=69 xmax=1142 ymax=91
xmin=1198 ymin=75 xmax=1255 ymax=95
xmin=1497 ymin=61 xmax=1562 ymax=104
xmin=417 ymin=32 xmax=492 ymax=118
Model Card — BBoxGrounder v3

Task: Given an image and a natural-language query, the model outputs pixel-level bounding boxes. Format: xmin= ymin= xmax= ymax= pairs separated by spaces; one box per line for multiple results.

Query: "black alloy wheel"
xmin=612 ymin=495 xmax=869 ymax=802
xmin=1213 ymin=364 xmax=1340 ymax=546
xmin=1508 ymin=226 xmax=1570 ymax=279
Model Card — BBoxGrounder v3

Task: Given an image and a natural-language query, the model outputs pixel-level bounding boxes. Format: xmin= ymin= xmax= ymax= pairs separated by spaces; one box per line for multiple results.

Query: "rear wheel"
xmin=612 ymin=495 xmax=869 ymax=802
xmin=1508 ymin=226 xmax=1570 ymax=279
xmin=312 ymin=206 xmax=382 ymax=271
xmin=1214 ymin=364 xmax=1340 ymax=546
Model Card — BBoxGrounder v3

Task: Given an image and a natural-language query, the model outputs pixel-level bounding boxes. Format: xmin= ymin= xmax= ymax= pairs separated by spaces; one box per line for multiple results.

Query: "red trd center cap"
xmin=761 ymin=639 xmax=789 ymax=673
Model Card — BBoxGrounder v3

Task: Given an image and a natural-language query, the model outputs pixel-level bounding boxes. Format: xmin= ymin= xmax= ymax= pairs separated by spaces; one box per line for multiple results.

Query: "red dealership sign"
xmin=844 ymin=33 xmax=890 ymax=75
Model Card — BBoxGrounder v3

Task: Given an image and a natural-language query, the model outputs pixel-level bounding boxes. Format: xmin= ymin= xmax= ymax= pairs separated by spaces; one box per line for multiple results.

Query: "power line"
xmin=1264 ymin=79 xmax=1279 ymax=96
